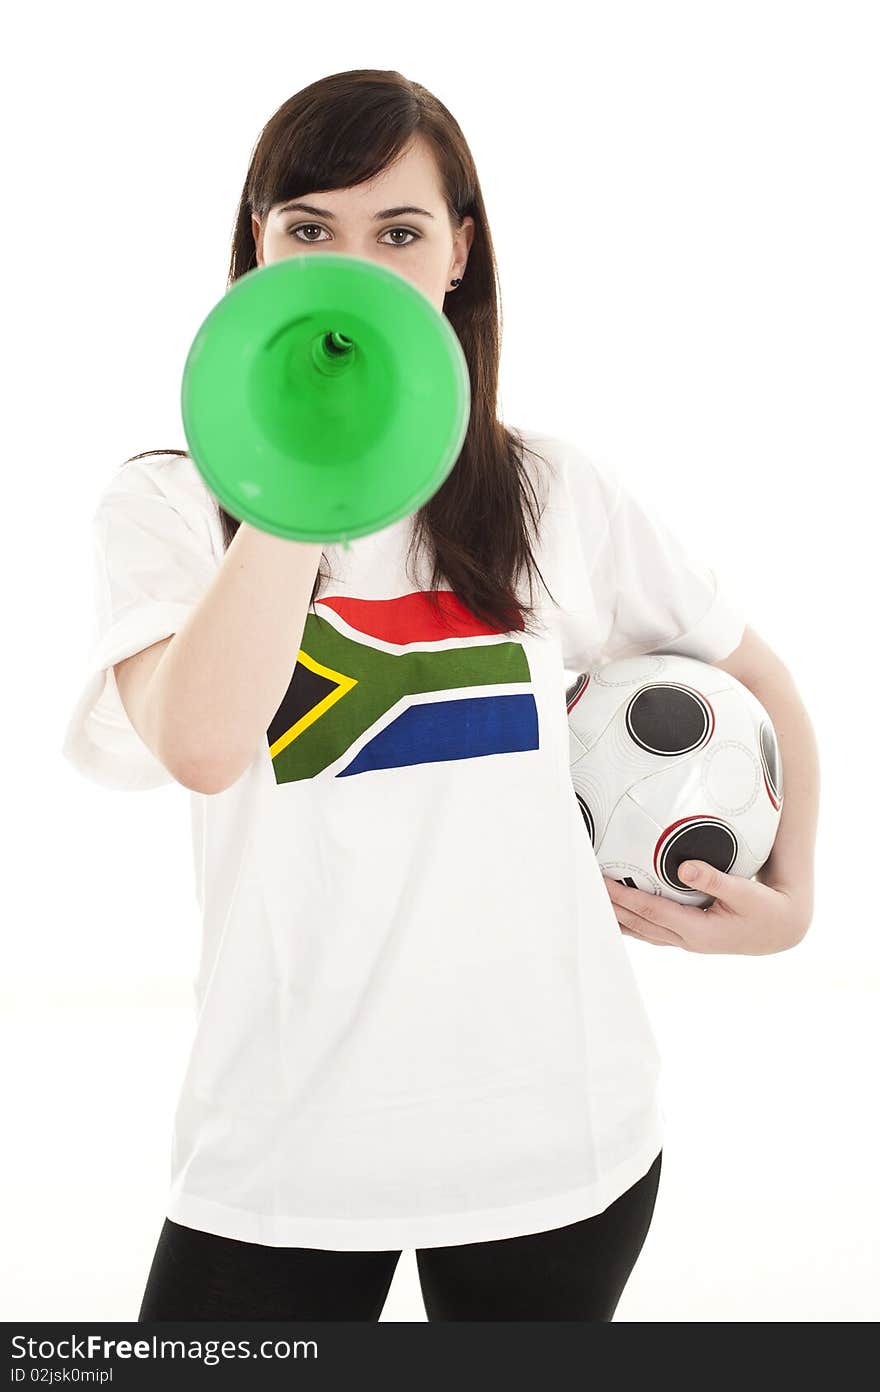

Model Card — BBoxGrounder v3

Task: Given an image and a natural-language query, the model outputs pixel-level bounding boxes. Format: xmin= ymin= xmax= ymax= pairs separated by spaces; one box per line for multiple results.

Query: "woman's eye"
xmin=288 ymin=224 xmax=419 ymax=247
xmin=380 ymin=228 xmax=419 ymax=246
xmin=290 ymin=224 xmax=329 ymax=242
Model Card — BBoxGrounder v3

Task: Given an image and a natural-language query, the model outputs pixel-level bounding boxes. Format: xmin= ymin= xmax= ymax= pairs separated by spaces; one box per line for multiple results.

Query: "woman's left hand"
xmin=602 ymin=860 xmax=811 ymax=955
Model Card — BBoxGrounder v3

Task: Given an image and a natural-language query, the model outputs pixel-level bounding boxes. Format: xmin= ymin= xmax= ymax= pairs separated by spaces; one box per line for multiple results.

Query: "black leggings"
xmin=137 ymin=1151 xmax=661 ymax=1321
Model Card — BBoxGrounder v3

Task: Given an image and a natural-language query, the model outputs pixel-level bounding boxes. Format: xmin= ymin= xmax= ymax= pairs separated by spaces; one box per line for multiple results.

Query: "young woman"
xmin=62 ymin=68 xmax=816 ymax=1321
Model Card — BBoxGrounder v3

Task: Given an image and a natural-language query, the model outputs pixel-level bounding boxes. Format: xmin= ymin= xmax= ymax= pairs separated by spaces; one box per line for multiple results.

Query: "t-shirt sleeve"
xmin=61 ymin=453 xmax=223 ymax=791
xmin=543 ymin=434 xmax=746 ymax=671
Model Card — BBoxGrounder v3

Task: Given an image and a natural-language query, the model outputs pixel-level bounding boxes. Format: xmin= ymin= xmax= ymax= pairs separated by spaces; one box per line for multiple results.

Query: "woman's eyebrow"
xmin=276 ymin=201 xmax=435 ymax=220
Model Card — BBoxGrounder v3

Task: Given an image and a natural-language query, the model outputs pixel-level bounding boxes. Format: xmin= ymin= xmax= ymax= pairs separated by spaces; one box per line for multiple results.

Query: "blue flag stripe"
xmin=338 ymin=693 xmax=540 ymax=776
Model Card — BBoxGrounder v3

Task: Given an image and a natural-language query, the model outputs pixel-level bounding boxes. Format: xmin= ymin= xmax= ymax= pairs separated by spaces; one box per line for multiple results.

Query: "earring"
xmin=450 ymin=278 xmax=462 ymax=287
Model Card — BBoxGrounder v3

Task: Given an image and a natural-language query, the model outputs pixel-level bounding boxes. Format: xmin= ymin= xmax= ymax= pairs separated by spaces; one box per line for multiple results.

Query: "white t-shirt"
xmin=61 ymin=427 xmax=746 ymax=1251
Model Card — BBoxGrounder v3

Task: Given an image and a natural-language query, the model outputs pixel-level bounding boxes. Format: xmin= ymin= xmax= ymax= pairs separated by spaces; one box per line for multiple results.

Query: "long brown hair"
xmin=128 ymin=68 xmax=557 ymax=635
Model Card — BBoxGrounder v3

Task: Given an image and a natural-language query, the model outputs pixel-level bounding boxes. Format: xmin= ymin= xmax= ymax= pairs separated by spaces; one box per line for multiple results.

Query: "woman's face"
xmin=251 ymin=136 xmax=474 ymax=313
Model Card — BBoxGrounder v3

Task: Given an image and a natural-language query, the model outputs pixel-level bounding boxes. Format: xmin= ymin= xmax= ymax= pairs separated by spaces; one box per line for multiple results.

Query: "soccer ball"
xmin=566 ymin=653 xmax=783 ymax=908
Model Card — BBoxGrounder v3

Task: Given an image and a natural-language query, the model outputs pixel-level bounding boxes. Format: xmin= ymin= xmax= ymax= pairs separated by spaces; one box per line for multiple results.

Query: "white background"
xmin=4 ymin=0 xmax=878 ymax=1322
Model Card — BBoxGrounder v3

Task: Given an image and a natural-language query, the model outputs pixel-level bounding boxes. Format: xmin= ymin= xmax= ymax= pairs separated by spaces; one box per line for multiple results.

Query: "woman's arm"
xmin=143 ymin=524 xmax=324 ymax=792
xmin=714 ymin=625 xmax=820 ymax=929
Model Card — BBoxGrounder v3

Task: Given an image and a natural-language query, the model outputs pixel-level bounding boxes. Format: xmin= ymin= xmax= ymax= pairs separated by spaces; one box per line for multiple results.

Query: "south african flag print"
xmin=266 ymin=589 xmax=539 ymax=784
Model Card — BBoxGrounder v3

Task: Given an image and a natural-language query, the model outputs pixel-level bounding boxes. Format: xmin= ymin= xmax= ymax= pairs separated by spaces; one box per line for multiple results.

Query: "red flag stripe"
xmin=316 ymin=590 xmax=508 ymax=644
